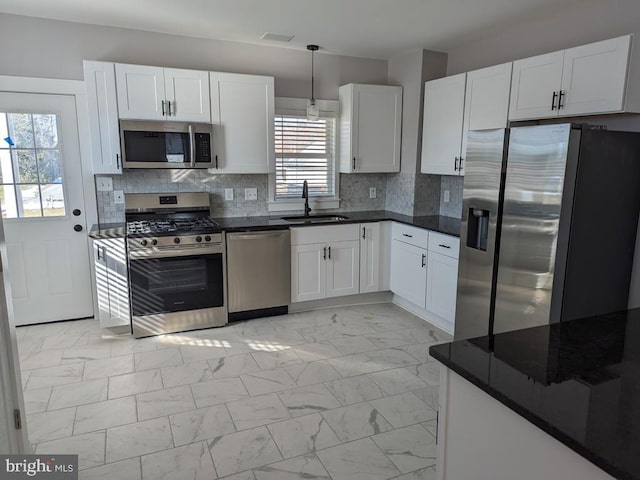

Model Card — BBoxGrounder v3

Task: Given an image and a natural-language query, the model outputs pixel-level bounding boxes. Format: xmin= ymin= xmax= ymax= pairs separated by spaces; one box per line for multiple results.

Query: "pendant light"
xmin=306 ymin=44 xmax=320 ymax=120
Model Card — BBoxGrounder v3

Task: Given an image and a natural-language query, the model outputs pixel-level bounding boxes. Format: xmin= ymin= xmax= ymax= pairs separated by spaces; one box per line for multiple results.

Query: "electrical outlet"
xmin=225 ymin=188 xmax=234 ymax=201
xmin=96 ymin=177 xmax=113 ymax=192
xmin=245 ymin=188 xmax=257 ymax=201
xmin=369 ymin=187 xmax=377 ymax=199
xmin=113 ymin=190 xmax=125 ymax=204
xmin=444 ymin=190 xmax=450 ymax=203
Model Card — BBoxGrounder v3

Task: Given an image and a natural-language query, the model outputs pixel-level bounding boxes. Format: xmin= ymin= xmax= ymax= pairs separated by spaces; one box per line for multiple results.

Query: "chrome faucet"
xmin=302 ymin=180 xmax=311 ymax=217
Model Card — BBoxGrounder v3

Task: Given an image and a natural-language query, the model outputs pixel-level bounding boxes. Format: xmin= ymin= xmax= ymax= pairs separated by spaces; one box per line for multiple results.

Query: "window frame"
xmin=268 ymin=97 xmax=340 ymax=212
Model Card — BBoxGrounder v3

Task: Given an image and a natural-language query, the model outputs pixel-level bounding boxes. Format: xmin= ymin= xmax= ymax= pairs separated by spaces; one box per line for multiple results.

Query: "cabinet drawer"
xmin=428 ymin=232 xmax=460 ymax=259
xmin=392 ymin=222 xmax=429 ymax=249
xmin=291 ymin=224 xmax=359 ymax=245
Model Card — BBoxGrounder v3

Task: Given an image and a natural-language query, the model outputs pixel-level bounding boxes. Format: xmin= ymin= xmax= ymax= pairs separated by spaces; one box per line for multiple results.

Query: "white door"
xmin=326 ymin=240 xmax=360 ymax=298
xmin=390 ymin=240 xmax=427 ymax=308
xmin=0 ymin=93 xmax=93 ymax=325
xmin=360 ymin=222 xmax=381 ymax=293
xmin=560 ymin=36 xmax=631 ymax=116
xmin=420 ymin=73 xmax=466 ymax=176
xmin=115 ymin=63 xmax=165 ymax=120
xmin=352 ymin=84 xmax=402 ymax=173
xmin=425 ymin=251 xmax=459 ymax=325
xmin=509 ymin=50 xmax=564 ymax=120
xmin=164 ymin=68 xmax=211 ymax=123
xmin=291 ymin=243 xmax=326 ymax=302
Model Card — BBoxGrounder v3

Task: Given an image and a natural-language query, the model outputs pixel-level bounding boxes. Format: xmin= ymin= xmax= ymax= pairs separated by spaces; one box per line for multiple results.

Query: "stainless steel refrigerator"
xmin=455 ymin=123 xmax=640 ymax=340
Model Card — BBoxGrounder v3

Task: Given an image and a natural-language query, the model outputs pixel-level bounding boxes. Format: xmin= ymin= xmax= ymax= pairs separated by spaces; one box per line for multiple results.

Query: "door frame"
xmin=0 ymin=75 xmax=99 ymax=320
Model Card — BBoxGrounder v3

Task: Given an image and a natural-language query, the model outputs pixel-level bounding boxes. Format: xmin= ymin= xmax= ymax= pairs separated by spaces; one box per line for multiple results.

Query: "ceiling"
xmin=0 ymin=0 xmax=581 ymax=59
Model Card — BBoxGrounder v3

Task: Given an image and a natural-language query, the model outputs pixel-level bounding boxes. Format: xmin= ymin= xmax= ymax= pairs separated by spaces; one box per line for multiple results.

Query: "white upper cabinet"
xmin=510 ymin=35 xmax=634 ymax=120
xmin=339 ymin=84 xmax=402 ymax=173
xmin=83 ymin=61 xmax=122 ymax=174
xmin=163 ymin=68 xmax=211 ymax=122
xmin=464 ymin=63 xmax=513 ymax=132
xmin=115 ymin=64 xmax=211 ymax=122
xmin=420 ymin=73 xmax=466 ymax=176
xmin=210 ymin=72 xmax=275 ymax=174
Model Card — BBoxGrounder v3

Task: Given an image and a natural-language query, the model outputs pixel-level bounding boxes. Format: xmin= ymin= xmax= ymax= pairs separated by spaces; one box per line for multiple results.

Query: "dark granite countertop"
xmin=430 ymin=309 xmax=640 ymax=480
xmin=89 ymin=223 xmax=126 ymax=239
xmin=89 ymin=212 xmax=461 ymax=238
xmin=218 ymin=211 xmax=461 ymax=236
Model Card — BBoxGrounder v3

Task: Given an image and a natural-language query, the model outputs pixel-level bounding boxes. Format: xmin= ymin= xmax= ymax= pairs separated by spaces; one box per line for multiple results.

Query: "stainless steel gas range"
xmin=125 ymin=193 xmax=227 ymax=338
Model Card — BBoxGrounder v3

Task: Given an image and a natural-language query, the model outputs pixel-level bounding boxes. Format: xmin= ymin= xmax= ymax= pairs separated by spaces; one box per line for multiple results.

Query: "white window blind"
xmin=275 ymin=115 xmax=336 ymax=199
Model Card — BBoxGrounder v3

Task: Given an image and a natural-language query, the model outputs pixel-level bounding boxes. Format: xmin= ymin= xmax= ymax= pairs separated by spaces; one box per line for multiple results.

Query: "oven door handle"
xmin=188 ymin=124 xmax=196 ymax=168
xmin=128 ymin=246 xmax=222 ymax=260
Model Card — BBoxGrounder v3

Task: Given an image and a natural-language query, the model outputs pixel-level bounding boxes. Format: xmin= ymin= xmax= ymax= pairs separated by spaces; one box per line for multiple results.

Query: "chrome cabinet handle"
xmin=188 ymin=124 xmax=196 ymax=167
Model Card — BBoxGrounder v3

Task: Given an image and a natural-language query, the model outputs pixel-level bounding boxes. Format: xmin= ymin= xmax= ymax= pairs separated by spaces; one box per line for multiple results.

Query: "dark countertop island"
xmin=89 ymin=211 xmax=461 ymax=239
xmin=430 ymin=309 xmax=640 ymax=480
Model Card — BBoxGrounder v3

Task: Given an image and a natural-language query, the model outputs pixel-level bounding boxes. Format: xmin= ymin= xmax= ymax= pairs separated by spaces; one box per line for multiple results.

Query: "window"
xmin=269 ymin=97 xmax=339 ymax=211
xmin=0 ymin=112 xmax=65 ymax=218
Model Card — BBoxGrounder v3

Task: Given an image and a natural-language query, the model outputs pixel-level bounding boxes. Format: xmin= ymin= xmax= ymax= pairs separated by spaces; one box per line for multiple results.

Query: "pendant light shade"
xmin=306 ymin=44 xmax=320 ymax=120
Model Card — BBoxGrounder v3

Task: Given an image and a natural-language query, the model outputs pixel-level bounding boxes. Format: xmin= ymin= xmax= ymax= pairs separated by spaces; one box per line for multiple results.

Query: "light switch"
xmin=225 ymin=188 xmax=234 ymax=201
xmin=245 ymin=188 xmax=258 ymax=201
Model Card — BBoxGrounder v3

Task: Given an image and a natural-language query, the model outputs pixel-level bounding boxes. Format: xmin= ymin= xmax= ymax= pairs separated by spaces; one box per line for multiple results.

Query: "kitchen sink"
xmin=281 ymin=214 xmax=349 ymax=223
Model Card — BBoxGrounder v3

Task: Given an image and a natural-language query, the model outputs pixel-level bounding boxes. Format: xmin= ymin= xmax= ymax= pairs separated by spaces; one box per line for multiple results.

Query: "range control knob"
xmin=204 ymin=235 xmax=212 ymax=242
xmin=140 ymin=239 xmax=148 ymax=246
xmin=151 ymin=239 xmax=158 ymax=246
xmin=174 ymin=237 xmax=181 ymax=244
xmin=195 ymin=236 xmax=202 ymax=242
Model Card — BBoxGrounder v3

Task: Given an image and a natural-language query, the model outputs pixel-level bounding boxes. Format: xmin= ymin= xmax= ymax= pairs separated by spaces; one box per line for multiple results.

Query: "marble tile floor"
xmin=16 ymin=302 xmax=450 ymax=480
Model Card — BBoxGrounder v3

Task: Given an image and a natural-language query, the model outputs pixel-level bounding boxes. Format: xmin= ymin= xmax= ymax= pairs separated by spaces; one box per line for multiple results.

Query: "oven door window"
xmin=129 ymin=253 xmax=223 ymax=316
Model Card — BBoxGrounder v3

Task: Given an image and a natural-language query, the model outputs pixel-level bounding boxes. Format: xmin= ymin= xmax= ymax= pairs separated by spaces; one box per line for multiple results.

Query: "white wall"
xmin=446 ymin=0 xmax=640 ymax=75
xmin=0 ymin=13 xmax=388 ymax=99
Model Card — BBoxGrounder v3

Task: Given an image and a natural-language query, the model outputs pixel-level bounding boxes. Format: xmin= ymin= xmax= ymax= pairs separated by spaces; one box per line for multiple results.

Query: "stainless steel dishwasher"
xmin=226 ymin=229 xmax=291 ymax=321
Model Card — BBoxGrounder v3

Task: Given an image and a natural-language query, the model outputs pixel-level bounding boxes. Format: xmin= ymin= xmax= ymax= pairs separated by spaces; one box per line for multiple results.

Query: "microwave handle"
xmin=188 ymin=124 xmax=196 ymax=168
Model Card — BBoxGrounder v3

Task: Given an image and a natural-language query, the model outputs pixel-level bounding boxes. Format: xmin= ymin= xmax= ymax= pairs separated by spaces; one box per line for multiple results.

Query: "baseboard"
xmin=289 ymin=291 xmax=393 ymax=313
xmin=392 ymin=294 xmax=454 ymax=336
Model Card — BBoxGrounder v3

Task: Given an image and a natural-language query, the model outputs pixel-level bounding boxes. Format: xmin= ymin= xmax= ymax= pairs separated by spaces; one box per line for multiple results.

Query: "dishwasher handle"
xmin=227 ymin=231 xmax=289 ymax=240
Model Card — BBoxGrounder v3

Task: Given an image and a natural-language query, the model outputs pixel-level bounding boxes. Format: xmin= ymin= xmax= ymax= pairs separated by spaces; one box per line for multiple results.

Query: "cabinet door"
xmin=560 ymin=35 xmax=631 ymax=116
xmin=212 ymin=72 xmax=275 ymax=173
xmin=115 ymin=64 xmax=165 ymax=120
xmin=164 ymin=68 xmax=211 ymax=122
xmin=420 ymin=73 xmax=466 ymax=176
xmin=94 ymin=239 xmax=130 ymax=328
xmin=350 ymin=84 xmax=402 ymax=173
xmin=360 ymin=223 xmax=381 ymax=293
xmin=390 ymin=240 xmax=427 ymax=308
xmin=462 ymin=63 xmax=513 ymax=163
xmin=83 ymin=61 xmax=122 ymax=174
xmin=326 ymin=240 xmax=360 ymax=298
xmin=425 ymin=251 xmax=458 ymax=326
xmin=509 ymin=51 xmax=564 ymax=121
xmin=291 ymin=243 xmax=326 ymax=302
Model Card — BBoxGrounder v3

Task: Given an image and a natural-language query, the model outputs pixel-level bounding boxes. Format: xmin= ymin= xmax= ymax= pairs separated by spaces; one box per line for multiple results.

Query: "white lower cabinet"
xmin=390 ymin=239 xmax=428 ymax=308
xmin=93 ymin=238 xmax=130 ymax=328
xmin=425 ymin=251 xmax=458 ymax=323
xmin=360 ymin=222 xmax=383 ymax=293
xmin=290 ymin=224 xmax=360 ymax=303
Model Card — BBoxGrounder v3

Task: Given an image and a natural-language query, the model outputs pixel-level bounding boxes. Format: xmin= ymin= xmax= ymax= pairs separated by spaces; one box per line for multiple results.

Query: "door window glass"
xmin=0 ymin=112 xmax=65 ymax=218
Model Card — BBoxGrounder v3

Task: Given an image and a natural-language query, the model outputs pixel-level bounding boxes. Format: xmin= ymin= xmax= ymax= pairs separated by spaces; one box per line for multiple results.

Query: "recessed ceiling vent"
xmin=261 ymin=32 xmax=294 ymax=42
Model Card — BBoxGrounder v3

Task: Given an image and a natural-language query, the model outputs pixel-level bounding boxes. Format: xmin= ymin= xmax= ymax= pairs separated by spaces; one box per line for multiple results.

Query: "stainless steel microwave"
xmin=120 ymin=120 xmax=215 ymax=169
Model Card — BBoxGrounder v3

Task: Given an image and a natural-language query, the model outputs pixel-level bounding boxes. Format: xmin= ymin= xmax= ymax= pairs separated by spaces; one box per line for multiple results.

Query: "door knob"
xmin=72 ymin=209 xmax=81 ymax=216
xmin=73 ymin=224 xmax=83 ymax=232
